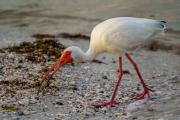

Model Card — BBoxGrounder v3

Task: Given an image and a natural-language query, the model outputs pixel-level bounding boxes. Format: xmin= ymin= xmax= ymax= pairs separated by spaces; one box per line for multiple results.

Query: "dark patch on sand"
xmin=32 ymin=34 xmax=56 ymax=40
xmin=146 ymin=40 xmax=173 ymax=51
xmin=166 ymin=28 xmax=180 ymax=34
xmin=123 ymin=70 xmax=131 ymax=75
xmin=0 ymin=49 xmax=5 ymax=53
xmin=58 ymin=33 xmax=90 ymax=40
xmin=32 ymin=33 xmax=90 ymax=40
xmin=4 ymin=38 xmax=66 ymax=63
xmin=143 ymin=39 xmax=180 ymax=55
xmin=0 ymin=79 xmax=38 ymax=90
xmin=92 ymin=59 xmax=107 ymax=64
xmin=1 ymin=105 xmax=19 ymax=111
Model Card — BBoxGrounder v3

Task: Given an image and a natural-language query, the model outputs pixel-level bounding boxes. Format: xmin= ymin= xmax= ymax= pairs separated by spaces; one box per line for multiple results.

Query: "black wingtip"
xmin=159 ymin=20 xmax=166 ymax=29
xmin=161 ymin=20 xmax=166 ymax=23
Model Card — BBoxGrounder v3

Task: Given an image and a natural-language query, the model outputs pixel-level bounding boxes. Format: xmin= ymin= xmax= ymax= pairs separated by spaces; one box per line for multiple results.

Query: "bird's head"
xmin=43 ymin=46 xmax=85 ymax=79
xmin=62 ymin=46 xmax=85 ymax=63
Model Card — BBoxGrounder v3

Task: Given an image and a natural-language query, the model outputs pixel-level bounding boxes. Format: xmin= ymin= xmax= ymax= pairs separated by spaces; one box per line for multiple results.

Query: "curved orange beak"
xmin=41 ymin=51 xmax=73 ymax=81
xmin=38 ymin=50 xmax=73 ymax=94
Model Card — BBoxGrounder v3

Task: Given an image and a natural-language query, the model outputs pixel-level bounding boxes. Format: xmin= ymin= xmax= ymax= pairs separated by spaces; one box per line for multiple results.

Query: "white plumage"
xmin=88 ymin=17 xmax=166 ymax=54
xmin=40 ymin=17 xmax=166 ymax=107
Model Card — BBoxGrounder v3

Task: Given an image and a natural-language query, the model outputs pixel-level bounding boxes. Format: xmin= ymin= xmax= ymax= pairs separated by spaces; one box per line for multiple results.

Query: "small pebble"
xmin=102 ymin=56 xmax=106 ymax=60
xmin=15 ymin=117 xmax=21 ymax=120
xmin=55 ymin=101 xmax=64 ymax=105
xmin=102 ymin=75 xmax=108 ymax=79
xmin=43 ymin=105 xmax=49 ymax=112
xmin=17 ymin=110 xmax=25 ymax=116
xmin=18 ymin=97 xmax=29 ymax=106
xmin=100 ymin=107 xmax=107 ymax=113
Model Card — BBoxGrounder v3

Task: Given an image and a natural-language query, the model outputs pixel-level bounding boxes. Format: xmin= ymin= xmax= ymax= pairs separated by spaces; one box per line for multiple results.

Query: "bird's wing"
xmin=116 ymin=18 xmax=166 ymax=39
xmin=104 ymin=18 xmax=166 ymax=49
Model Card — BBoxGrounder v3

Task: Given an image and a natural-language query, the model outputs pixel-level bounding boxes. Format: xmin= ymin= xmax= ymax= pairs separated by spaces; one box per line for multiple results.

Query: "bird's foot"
xmin=92 ymin=100 xmax=119 ymax=107
xmin=133 ymin=86 xmax=154 ymax=100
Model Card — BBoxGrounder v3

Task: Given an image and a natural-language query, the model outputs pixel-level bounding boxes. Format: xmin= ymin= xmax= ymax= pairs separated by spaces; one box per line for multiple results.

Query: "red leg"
xmin=93 ymin=57 xmax=123 ymax=107
xmin=125 ymin=53 xmax=154 ymax=100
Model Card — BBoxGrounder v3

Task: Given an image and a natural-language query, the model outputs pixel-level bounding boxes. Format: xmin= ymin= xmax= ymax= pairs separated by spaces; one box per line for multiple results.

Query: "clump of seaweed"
xmin=32 ymin=34 xmax=55 ymax=40
xmin=58 ymin=33 xmax=90 ymax=40
xmin=0 ymin=79 xmax=38 ymax=90
xmin=4 ymin=38 xmax=66 ymax=63
xmin=32 ymin=33 xmax=90 ymax=40
xmin=1 ymin=105 xmax=19 ymax=111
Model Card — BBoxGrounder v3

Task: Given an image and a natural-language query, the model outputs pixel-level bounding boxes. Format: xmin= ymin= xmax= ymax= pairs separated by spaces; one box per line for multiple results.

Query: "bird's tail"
xmin=159 ymin=20 xmax=167 ymax=30
xmin=156 ymin=20 xmax=167 ymax=37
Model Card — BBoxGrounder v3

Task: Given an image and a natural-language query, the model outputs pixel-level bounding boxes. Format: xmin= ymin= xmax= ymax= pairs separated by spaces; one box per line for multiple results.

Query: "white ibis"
xmin=39 ymin=17 xmax=166 ymax=107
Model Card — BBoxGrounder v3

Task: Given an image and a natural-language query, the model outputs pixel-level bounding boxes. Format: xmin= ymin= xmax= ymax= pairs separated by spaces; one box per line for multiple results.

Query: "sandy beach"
xmin=0 ymin=0 xmax=180 ymax=120
xmin=0 ymin=49 xmax=180 ymax=120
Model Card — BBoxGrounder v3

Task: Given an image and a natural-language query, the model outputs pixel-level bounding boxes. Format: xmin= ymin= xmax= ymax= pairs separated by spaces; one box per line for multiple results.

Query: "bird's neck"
xmin=83 ymin=48 xmax=97 ymax=62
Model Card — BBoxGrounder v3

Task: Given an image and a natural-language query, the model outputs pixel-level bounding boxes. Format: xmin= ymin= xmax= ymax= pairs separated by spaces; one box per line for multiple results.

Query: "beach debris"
xmin=32 ymin=33 xmax=90 ymax=40
xmin=0 ymin=49 xmax=5 ymax=53
xmin=32 ymin=34 xmax=55 ymax=40
xmin=4 ymin=39 xmax=66 ymax=63
xmin=92 ymin=59 xmax=107 ymax=64
xmin=123 ymin=70 xmax=131 ymax=75
xmin=2 ymin=36 xmax=66 ymax=95
xmin=3 ymin=33 xmax=106 ymax=94
xmin=1 ymin=105 xmax=19 ymax=111
xmin=0 ymin=79 xmax=36 ymax=89
xmin=102 ymin=75 xmax=108 ymax=79
xmin=58 ymin=33 xmax=90 ymax=40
